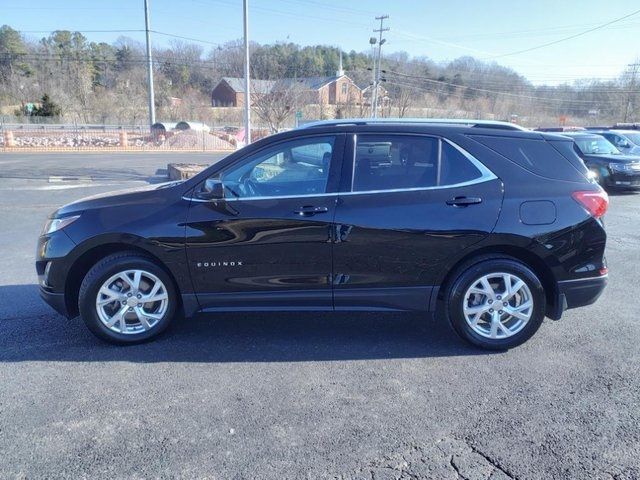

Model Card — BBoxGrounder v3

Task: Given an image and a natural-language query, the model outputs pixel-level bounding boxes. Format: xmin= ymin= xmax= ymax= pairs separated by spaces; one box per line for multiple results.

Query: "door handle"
xmin=294 ymin=205 xmax=329 ymax=216
xmin=446 ymin=196 xmax=482 ymax=207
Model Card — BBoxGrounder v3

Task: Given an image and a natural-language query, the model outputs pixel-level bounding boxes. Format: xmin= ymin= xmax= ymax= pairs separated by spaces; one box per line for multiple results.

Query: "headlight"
xmin=609 ymin=162 xmax=631 ymax=172
xmin=42 ymin=215 xmax=80 ymax=235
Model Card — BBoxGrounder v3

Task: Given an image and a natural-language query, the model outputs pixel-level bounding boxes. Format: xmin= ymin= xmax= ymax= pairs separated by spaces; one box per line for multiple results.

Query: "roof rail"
xmin=300 ymin=118 xmax=526 ymax=131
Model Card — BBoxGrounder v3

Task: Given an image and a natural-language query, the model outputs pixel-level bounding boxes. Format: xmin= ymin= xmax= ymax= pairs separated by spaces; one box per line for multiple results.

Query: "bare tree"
xmin=252 ymin=80 xmax=302 ymax=133
xmin=396 ymin=86 xmax=413 ymax=117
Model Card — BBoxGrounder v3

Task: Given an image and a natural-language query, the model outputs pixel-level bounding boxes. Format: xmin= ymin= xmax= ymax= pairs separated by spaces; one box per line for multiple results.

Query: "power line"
xmin=384 ymin=71 xmax=625 ymax=104
xmin=489 ymin=8 xmax=640 ymax=59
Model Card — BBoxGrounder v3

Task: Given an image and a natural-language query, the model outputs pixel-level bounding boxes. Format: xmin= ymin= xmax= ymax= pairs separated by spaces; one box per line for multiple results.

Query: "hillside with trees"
xmin=0 ymin=24 xmax=637 ymax=127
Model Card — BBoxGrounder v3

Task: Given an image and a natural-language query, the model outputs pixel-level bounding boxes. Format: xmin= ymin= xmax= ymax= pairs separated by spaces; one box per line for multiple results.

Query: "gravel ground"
xmin=0 ymin=153 xmax=638 ymax=479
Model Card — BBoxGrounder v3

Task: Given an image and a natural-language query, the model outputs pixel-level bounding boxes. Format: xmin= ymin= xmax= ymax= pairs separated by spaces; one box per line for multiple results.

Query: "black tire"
xmin=78 ymin=251 xmax=178 ymax=344
xmin=444 ymin=256 xmax=545 ymax=350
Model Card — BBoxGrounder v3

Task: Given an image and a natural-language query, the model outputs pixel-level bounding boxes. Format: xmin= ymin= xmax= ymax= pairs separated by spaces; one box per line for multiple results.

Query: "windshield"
xmin=573 ymin=136 xmax=620 ymax=155
xmin=622 ymin=132 xmax=640 ymax=145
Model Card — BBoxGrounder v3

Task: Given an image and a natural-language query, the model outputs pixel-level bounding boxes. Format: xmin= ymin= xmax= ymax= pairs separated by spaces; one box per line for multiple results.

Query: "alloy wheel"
xmin=95 ymin=269 xmax=169 ymax=335
xmin=462 ymin=272 xmax=533 ymax=339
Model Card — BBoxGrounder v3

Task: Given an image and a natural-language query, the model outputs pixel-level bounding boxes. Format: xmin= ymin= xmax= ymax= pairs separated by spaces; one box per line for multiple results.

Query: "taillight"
xmin=572 ymin=190 xmax=609 ymax=218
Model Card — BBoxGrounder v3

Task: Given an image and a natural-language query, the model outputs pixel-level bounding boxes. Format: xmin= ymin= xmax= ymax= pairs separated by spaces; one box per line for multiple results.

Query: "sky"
xmin=3 ymin=0 xmax=640 ymax=85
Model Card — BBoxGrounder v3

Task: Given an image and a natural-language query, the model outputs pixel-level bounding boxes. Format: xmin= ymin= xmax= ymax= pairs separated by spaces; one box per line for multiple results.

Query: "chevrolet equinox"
xmin=37 ymin=119 xmax=609 ymax=349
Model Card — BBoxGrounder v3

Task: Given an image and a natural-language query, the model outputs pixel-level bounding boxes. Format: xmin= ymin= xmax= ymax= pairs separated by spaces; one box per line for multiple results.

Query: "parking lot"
xmin=0 ymin=152 xmax=639 ymax=479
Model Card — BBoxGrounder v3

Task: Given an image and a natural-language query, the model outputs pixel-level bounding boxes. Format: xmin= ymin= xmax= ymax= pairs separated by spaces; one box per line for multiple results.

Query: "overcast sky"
xmin=4 ymin=0 xmax=640 ymax=85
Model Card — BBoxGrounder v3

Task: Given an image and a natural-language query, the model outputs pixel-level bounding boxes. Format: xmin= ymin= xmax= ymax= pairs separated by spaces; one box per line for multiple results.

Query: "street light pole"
xmin=243 ymin=0 xmax=251 ymax=144
xmin=144 ymin=0 xmax=156 ymax=127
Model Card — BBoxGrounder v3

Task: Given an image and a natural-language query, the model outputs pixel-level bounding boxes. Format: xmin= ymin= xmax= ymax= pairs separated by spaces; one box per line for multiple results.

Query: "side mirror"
xmin=196 ymin=178 xmax=224 ymax=200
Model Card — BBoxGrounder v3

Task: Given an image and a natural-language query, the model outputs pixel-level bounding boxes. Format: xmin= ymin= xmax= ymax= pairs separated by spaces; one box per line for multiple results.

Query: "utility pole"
xmin=369 ymin=37 xmax=377 ymax=118
xmin=243 ymin=0 xmax=251 ymax=144
xmin=372 ymin=15 xmax=389 ymax=119
xmin=623 ymin=62 xmax=639 ymax=123
xmin=144 ymin=0 xmax=156 ymax=127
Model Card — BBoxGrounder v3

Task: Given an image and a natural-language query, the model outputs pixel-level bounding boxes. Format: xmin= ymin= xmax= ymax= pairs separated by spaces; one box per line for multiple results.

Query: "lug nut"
xmin=127 ymin=293 xmax=132 ymax=297
xmin=137 ymin=294 xmax=141 ymax=299
xmin=488 ymin=299 xmax=493 ymax=304
xmin=499 ymin=310 xmax=503 ymax=314
xmin=503 ymin=302 xmax=508 ymax=307
xmin=489 ymin=308 xmax=494 ymax=313
xmin=128 ymin=307 xmax=133 ymax=311
xmin=497 ymin=295 xmax=502 ymax=300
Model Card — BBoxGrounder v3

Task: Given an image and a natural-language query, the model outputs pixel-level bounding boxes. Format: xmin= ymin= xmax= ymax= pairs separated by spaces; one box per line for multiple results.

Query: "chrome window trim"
xmin=185 ymin=135 xmax=498 ymax=203
xmin=183 ymin=176 xmax=496 ymax=203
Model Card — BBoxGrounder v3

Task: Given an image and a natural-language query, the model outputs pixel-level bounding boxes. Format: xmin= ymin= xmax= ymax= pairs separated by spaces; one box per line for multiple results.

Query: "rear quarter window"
xmin=468 ymin=135 xmax=587 ymax=181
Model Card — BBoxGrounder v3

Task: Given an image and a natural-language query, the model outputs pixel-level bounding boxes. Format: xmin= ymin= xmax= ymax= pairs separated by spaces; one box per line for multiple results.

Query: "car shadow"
xmin=0 ymin=284 xmax=497 ymax=363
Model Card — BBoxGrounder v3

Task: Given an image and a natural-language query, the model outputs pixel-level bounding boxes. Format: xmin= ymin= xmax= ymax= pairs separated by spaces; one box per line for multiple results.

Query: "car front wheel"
xmin=445 ymin=258 xmax=545 ymax=350
xmin=78 ymin=252 xmax=177 ymax=344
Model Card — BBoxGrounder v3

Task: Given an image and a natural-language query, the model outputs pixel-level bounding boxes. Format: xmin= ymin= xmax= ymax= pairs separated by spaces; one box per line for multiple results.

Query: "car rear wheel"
xmin=79 ymin=252 xmax=177 ymax=344
xmin=445 ymin=258 xmax=545 ymax=350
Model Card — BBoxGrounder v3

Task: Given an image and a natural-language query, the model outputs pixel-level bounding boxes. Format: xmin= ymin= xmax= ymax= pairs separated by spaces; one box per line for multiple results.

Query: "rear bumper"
xmin=551 ymin=275 xmax=607 ymax=319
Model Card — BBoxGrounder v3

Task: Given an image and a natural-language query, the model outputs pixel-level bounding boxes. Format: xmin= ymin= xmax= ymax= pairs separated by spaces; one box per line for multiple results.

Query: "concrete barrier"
xmin=168 ymin=163 xmax=208 ymax=180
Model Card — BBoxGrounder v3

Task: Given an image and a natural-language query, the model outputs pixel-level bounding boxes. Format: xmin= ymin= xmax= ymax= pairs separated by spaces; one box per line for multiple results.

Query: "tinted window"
xmin=352 ymin=135 xmax=483 ymax=192
xmin=220 ymin=136 xmax=334 ymax=198
xmin=440 ymin=142 xmax=483 ymax=186
xmin=470 ymin=135 xmax=586 ymax=181
xmin=548 ymin=140 xmax=589 ymax=176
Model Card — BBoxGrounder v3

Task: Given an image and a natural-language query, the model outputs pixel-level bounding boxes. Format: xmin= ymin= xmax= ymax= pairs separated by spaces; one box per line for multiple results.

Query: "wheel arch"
xmin=64 ymin=242 xmax=182 ymax=318
xmin=437 ymin=244 xmax=558 ymax=316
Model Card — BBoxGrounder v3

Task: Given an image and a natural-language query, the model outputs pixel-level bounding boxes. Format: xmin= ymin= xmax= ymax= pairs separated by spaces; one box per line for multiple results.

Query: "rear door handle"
xmin=294 ymin=205 xmax=329 ymax=216
xmin=446 ymin=196 xmax=482 ymax=207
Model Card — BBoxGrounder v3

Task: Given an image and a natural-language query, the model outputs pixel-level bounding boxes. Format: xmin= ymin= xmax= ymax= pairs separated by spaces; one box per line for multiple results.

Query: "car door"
xmin=332 ymin=133 xmax=503 ymax=311
xmin=185 ymin=134 xmax=344 ymax=311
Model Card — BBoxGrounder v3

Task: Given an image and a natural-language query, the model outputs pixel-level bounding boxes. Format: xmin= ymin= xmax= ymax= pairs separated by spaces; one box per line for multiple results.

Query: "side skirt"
xmin=182 ymin=286 xmax=438 ymax=317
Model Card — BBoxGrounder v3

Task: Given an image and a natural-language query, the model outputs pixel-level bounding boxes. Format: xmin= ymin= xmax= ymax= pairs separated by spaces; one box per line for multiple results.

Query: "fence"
xmin=0 ymin=124 xmax=238 ymax=152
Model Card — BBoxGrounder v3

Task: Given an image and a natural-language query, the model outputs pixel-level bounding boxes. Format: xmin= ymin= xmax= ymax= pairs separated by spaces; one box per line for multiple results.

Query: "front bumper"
xmin=555 ymin=274 xmax=608 ymax=317
xmin=39 ymin=287 xmax=69 ymax=317
xmin=36 ymin=230 xmax=77 ymax=318
xmin=606 ymin=171 xmax=640 ymax=189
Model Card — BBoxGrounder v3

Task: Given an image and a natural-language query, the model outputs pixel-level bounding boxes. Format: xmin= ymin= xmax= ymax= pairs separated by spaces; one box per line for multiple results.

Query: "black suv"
xmin=562 ymin=131 xmax=640 ymax=190
xmin=37 ymin=120 xmax=608 ymax=350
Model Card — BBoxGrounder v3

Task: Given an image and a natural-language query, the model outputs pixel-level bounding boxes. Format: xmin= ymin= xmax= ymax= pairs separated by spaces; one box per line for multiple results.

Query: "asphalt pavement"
xmin=0 ymin=152 xmax=638 ymax=479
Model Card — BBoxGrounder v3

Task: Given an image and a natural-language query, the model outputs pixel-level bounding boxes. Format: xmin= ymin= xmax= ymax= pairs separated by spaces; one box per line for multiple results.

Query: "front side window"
xmin=219 ymin=136 xmax=334 ymax=199
xmin=573 ymin=136 xmax=620 ymax=155
xmin=351 ymin=135 xmax=484 ymax=192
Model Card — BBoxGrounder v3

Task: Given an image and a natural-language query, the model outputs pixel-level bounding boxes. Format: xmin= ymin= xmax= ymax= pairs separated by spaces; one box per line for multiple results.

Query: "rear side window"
xmin=470 ymin=135 xmax=586 ymax=181
xmin=548 ymin=140 xmax=589 ymax=176
xmin=352 ymin=135 xmax=485 ymax=192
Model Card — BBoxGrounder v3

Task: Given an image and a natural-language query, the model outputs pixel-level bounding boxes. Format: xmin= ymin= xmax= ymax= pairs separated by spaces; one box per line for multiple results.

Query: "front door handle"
xmin=446 ymin=196 xmax=482 ymax=207
xmin=294 ymin=205 xmax=329 ymax=216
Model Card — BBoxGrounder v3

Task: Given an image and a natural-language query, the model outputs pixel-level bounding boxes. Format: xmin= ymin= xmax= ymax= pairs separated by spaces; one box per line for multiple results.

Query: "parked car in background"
xmin=562 ymin=131 xmax=640 ymax=190
xmin=37 ymin=119 xmax=608 ymax=350
xmin=587 ymin=129 xmax=640 ymax=156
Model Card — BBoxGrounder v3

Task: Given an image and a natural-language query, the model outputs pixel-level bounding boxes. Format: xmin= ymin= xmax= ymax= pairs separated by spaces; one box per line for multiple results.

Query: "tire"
xmin=444 ymin=257 xmax=545 ymax=350
xmin=78 ymin=251 xmax=178 ymax=344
